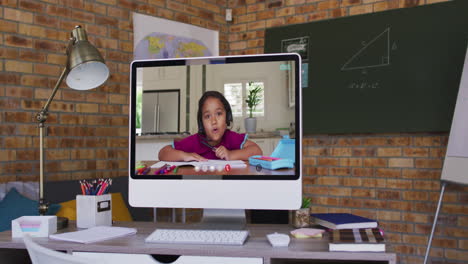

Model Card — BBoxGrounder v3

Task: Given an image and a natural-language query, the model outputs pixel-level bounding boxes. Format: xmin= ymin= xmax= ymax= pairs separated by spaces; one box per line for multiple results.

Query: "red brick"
xmin=33 ymin=63 xmax=60 ymax=76
xmin=377 ymin=211 xmax=401 ymax=221
xmin=80 ymin=1 xmax=103 ymax=14
xmin=413 ymin=136 xmax=444 ymax=146
xmin=0 ymin=19 xmax=17 ymax=33
xmin=0 ymin=150 xmax=17 ymax=162
xmin=349 ymin=3 xmax=373 ymax=15
xmin=317 ymin=157 xmax=339 ymax=166
xmin=363 ymin=178 xmax=386 ymax=188
xmin=330 ymin=147 xmax=352 ymax=156
xmin=352 ymin=188 xmax=375 ymax=198
xmin=305 ymin=147 xmax=328 ymax=156
xmin=307 ymin=10 xmax=329 ymax=21
xmin=413 ymin=180 xmax=439 ymax=191
xmin=352 ymin=147 xmax=375 ymax=156
xmin=343 ymin=177 xmax=362 ymax=186
xmin=256 ymin=10 xmax=275 ymax=20
xmin=375 ymin=168 xmax=400 ymax=178
xmin=34 ymin=39 xmax=65 ymax=52
xmin=4 ymin=111 xmax=33 ymax=123
xmin=339 ymin=157 xmax=362 ymax=167
xmin=415 ymin=158 xmax=442 ymax=169
xmin=317 ymin=176 xmax=340 ymax=185
xmin=377 ymin=190 xmax=401 ymax=200
xmin=75 ymin=103 xmax=99 ymax=113
xmin=5 ymin=34 xmax=33 ymax=48
xmin=377 ymin=147 xmax=402 ymax=156
xmin=0 ymin=47 xmax=18 ymax=60
xmin=19 ymin=50 xmax=46 ymax=63
xmin=387 ymin=200 xmax=412 ymax=211
xmin=388 ymin=158 xmax=414 ymax=168
xmin=330 ymin=7 xmax=346 ymax=18
xmin=267 ymin=1 xmax=283 ymax=8
xmin=295 ymin=4 xmax=316 ymax=14
xmin=363 ymin=158 xmax=386 ymax=167
xmin=4 ymin=7 xmax=33 ymax=23
xmin=5 ymin=137 xmax=32 ymax=148
xmin=403 ymin=190 xmax=429 ymax=201
xmin=352 ymin=168 xmax=374 ymax=177
xmin=402 ymin=169 xmax=440 ymax=180
xmin=387 ymin=179 xmax=412 ymax=189
xmin=0 ymin=95 xmax=21 ymax=109
xmin=72 ymin=9 xmax=95 ymax=23
xmin=342 ymin=0 xmax=361 ymax=6
xmin=429 ymin=148 xmax=446 ymax=158
xmin=403 ymin=147 xmax=429 ymax=157
xmin=247 ymin=20 xmax=266 ymax=30
xmin=246 ymin=3 xmax=265 ymax=13
xmin=276 ymin=6 xmax=295 ymax=16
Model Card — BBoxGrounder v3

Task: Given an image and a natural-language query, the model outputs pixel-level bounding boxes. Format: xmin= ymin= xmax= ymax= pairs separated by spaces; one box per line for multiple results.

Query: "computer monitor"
xmin=129 ymin=53 xmax=302 ymax=228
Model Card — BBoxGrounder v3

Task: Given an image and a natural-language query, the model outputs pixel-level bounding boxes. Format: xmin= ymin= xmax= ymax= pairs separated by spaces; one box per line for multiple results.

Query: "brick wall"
xmin=1 ymin=0 xmax=467 ymax=263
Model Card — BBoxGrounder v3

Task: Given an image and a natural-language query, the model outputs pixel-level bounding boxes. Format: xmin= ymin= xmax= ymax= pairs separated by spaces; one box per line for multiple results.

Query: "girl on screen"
xmin=158 ymin=91 xmax=262 ymax=161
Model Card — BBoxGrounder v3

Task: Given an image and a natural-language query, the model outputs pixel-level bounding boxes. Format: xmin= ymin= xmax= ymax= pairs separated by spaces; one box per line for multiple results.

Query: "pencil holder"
xmin=76 ymin=194 xmax=112 ymax=228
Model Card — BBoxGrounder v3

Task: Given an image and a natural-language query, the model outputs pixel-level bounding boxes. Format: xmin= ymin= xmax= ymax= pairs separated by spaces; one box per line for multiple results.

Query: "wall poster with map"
xmin=133 ymin=12 xmax=219 ymax=60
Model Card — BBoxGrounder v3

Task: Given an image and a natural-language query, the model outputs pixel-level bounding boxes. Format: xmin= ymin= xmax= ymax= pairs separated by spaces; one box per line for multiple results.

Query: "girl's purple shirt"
xmin=173 ymin=130 xmax=248 ymax=160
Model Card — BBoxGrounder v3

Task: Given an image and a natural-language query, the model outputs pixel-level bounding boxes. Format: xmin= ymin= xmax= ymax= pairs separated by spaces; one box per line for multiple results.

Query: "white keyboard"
xmin=145 ymin=229 xmax=249 ymax=245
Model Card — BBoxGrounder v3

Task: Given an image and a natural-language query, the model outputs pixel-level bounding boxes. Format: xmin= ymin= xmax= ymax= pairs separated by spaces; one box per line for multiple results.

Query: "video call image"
xmin=132 ymin=59 xmax=297 ymax=178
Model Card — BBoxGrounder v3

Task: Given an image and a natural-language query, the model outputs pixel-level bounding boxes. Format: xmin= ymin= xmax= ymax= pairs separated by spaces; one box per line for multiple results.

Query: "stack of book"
xmin=310 ymin=213 xmax=385 ymax=252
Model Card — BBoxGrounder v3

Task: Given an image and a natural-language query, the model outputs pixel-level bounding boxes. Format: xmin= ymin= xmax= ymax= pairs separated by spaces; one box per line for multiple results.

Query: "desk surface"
xmin=139 ymin=161 xmax=295 ymax=176
xmin=0 ymin=222 xmax=396 ymax=264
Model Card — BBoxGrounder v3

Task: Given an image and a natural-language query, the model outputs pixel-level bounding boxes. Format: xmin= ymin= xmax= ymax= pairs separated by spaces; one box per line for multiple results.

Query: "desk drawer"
xmin=73 ymin=252 xmax=262 ymax=264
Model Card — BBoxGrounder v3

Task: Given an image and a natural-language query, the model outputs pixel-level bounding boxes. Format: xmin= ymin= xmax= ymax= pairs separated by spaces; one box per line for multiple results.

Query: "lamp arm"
xmin=36 ymin=67 xmax=69 ymax=124
xmin=36 ymin=37 xmax=75 ymax=124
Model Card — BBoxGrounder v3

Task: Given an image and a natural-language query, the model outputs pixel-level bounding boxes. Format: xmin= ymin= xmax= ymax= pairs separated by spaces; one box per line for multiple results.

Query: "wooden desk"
xmin=140 ymin=161 xmax=295 ymax=176
xmin=0 ymin=222 xmax=396 ymax=264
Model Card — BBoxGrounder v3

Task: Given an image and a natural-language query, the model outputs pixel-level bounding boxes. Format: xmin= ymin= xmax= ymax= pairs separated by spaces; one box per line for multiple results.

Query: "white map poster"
xmin=133 ymin=13 xmax=219 ymax=60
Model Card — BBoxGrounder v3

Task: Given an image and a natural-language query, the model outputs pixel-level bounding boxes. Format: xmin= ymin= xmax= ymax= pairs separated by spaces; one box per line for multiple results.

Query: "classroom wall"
xmin=1 ymin=0 xmax=466 ymax=263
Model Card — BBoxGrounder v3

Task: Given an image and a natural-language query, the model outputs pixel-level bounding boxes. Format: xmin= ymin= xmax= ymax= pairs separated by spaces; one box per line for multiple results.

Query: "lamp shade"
xmin=65 ymin=26 xmax=109 ymax=90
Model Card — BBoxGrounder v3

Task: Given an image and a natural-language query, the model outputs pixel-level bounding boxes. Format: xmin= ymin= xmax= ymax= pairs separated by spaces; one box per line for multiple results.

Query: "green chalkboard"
xmin=265 ymin=1 xmax=468 ymax=134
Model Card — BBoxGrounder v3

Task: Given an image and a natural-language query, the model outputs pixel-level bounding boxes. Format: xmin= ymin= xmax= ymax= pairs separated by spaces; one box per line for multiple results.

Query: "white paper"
xmin=49 ymin=226 xmax=137 ymax=244
xmin=151 ymin=160 xmax=246 ymax=169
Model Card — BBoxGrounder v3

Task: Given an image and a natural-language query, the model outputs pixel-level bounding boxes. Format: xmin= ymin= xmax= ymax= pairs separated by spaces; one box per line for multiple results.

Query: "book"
xmin=329 ymin=228 xmax=385 ymax=252
xmin=310 ymin=213 xmax=377 ymax=229
xmin=49 ymin=226 xmax=137 ymax=244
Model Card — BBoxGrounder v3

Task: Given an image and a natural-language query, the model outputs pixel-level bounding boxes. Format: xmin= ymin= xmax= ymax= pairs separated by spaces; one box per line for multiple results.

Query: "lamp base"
xmin=57 ymin=216 xmax=69 ymax=230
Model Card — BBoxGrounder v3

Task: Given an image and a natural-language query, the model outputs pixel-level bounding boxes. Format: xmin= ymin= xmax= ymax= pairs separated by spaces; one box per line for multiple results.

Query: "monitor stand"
xmin=197 ymin=209 xmax=246 ymax=230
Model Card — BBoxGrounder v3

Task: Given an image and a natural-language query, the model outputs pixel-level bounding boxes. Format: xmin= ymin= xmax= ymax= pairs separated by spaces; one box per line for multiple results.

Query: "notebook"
xmin=329 ymin=228 xmax=385 ymax=252
xmin=311 ymin=213 xmax=377 ymax=229
xmin=49 ymin=226 xmax=137 ymax=244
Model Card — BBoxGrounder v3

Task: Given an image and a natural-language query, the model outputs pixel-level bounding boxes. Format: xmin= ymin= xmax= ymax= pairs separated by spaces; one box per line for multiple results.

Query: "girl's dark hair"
xmin=197 ymin=91 xmax=233 ymax=134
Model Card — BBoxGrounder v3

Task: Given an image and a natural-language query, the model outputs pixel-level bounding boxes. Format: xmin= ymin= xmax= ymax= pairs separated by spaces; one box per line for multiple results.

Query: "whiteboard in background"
xmin=442 ymin=46 xmax=468 ymax=185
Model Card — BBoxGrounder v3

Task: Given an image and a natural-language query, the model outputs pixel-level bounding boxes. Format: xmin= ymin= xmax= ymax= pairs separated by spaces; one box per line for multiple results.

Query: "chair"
xmin=23 ymin=235 xmax=105 ymax=264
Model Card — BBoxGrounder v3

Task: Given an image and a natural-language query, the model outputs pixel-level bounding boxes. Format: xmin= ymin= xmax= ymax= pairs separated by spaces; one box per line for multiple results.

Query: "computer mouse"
xmin=267 ymin=232 xmax=290 ymax=247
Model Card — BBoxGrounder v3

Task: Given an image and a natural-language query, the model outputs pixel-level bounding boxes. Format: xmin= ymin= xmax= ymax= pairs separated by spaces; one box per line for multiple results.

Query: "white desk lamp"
xmin=36 ymin=25 xmax=109 ymax=216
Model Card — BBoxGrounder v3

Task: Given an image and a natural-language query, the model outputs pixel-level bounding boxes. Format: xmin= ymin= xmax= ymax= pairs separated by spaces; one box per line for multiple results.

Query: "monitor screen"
xmin=129 ymin=54 xmax=302 ymax=210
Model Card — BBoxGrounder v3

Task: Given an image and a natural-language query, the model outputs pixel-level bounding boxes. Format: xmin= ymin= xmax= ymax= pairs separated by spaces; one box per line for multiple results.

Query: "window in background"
xmin=224 ymin=81 xmax=265 ymax=118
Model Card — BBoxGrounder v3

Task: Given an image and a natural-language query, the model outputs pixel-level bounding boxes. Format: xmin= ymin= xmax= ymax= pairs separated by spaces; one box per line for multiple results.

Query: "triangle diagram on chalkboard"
xmin=341 ymin=28 xmax=391 ymax=71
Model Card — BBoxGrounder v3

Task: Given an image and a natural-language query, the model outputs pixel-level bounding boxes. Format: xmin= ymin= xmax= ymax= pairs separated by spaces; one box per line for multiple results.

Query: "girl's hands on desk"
xmin=215 ymin=146 xmax=232 ymax=160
